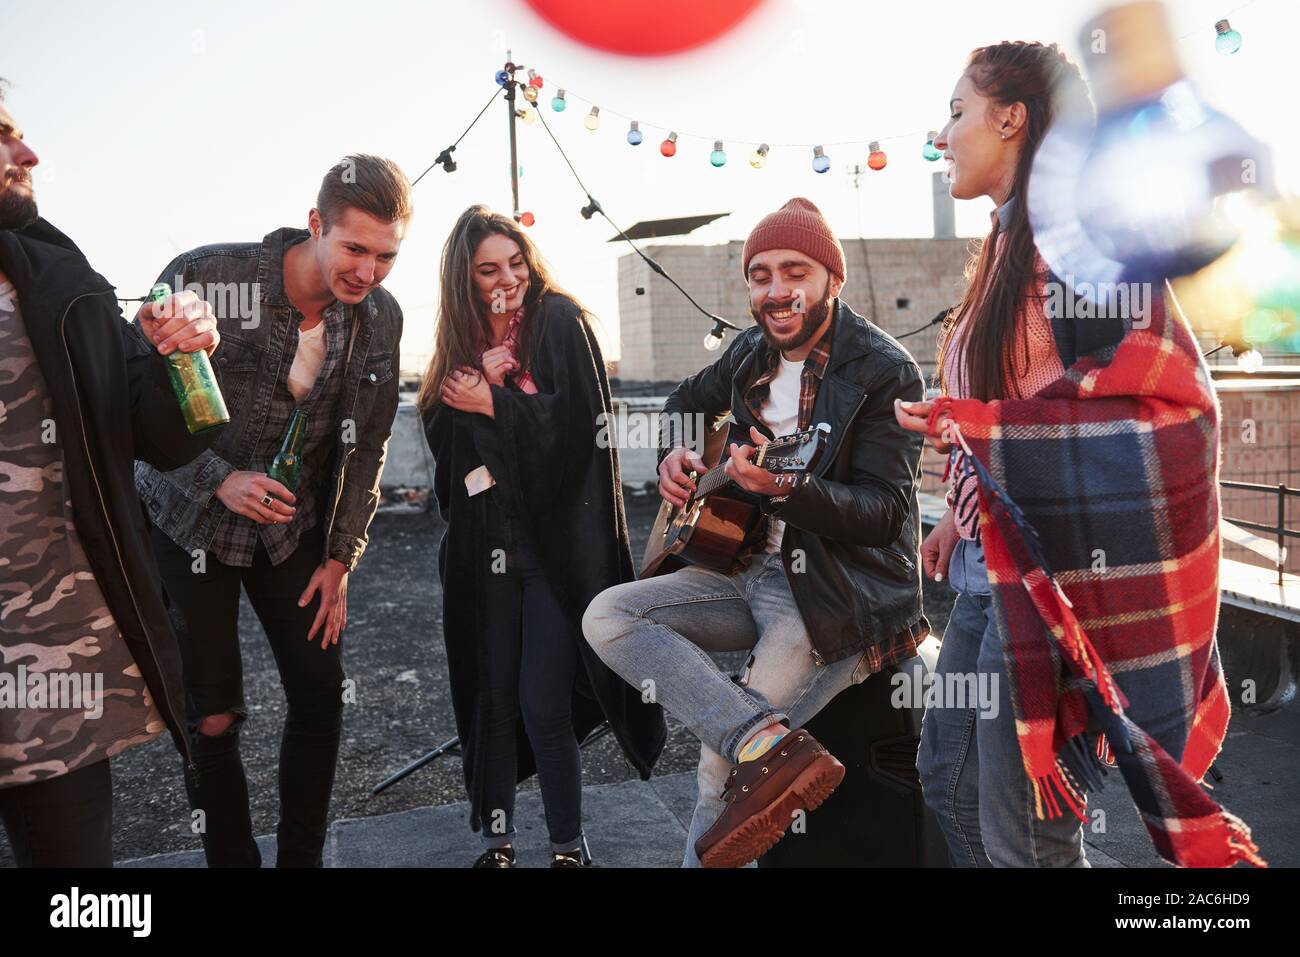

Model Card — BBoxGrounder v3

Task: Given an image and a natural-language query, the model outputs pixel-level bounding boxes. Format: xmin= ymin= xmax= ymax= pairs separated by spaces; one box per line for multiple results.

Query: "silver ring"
xmin=261 ymin=494 xmax=275 ymax=508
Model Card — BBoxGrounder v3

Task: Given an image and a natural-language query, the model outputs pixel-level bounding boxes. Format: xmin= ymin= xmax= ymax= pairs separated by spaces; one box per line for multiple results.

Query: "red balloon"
xmin=524 ymin=0 xmax=765 ymax=56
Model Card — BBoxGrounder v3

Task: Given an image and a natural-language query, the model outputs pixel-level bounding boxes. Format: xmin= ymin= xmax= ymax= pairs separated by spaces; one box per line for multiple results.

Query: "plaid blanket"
xmin=928 ymin=286 xmax=1264 ymax=869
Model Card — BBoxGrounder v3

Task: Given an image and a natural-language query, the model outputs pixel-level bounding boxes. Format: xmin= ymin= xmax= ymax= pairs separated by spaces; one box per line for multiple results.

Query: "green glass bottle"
xmin=267 ymin=408 xmax=308 ymax=494
xmin=148 ymin=283 xmax=231 ymax=434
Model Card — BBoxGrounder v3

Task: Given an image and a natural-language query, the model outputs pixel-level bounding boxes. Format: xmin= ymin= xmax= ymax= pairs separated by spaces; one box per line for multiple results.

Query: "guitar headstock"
xmin=756 ymin=422 xmax=831 ymax=475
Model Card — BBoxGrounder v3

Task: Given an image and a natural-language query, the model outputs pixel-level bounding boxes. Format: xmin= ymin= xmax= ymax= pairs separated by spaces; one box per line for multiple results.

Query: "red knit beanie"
xmin=742 ymin=197 xmax=846 ymax=283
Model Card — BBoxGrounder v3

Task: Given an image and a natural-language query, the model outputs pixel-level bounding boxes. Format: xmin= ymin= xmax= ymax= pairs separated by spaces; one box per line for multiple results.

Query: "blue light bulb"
xmin=495 ymin=69 xmax=510 ymax=87
xmin=812 ymin=146 xmax=830 ymax=173
xmin=710 ymin=141 xmax=726 ymax=167
xmin=1214 ymin=19 xmax=1242 ymax=55
xmin=627 ymin=121 xmax=643 ymax=146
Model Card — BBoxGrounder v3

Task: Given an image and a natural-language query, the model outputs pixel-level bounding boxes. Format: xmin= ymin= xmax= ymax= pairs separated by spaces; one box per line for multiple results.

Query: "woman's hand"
xmin=894 ymin=397 xmax=953 ymax=453
xmin=921 ymin=508 xmax=960 ymax=582
xmin=440 ymin=366 xmax=495 ymax=418
xmin=481 ymin=346 xmax=518 ymax=387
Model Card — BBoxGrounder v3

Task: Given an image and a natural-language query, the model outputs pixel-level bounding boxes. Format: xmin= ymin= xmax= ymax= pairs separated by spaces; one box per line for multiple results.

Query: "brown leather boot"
xmin=694 ymin=728 xmax=845 ymax=868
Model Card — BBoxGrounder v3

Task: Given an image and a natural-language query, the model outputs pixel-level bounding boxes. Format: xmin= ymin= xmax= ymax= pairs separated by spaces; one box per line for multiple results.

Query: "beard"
xmin=751 ymin=278 xmax=834 ymax=353
xmin=0 ymin=171 xmax=38 ymax=231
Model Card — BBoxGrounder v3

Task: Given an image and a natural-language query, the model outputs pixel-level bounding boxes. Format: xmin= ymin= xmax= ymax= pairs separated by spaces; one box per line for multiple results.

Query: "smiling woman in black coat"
xmin=418 ymin=205 xmax=666 ymax=868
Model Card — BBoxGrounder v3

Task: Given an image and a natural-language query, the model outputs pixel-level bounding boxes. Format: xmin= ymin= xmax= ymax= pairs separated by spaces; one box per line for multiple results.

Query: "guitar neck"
xmin=695 ymin=440 xmax=774 ymax=497
xmin=695 ymin=463 xmax=733 ymax=498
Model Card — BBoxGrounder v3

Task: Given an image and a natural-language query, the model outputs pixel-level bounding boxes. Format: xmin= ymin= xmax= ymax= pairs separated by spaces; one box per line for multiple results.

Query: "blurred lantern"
xmin=1214 ymin=19 xmax=1242 ymax=55
xmin=551 ymin=89 xmax=567 ymax=111
xmin=584 ymin=106 xmax=601 ymax=131
xmin=661 ymin=132 xmax=678 ymax=157
xmin=922 ymin=131 xmax=942 ymax=161
xmin=867 ymin=141 xmax=887 ymax=170
xmin=495 ymin=69 xmax=510 ymax=86
xmin=523 ymin=0 xmax=764 ymax=56
xmin=1029 ymin=0 xmax=1274 ymax=299
xmin=627 ymin=120 xmax=643 ymax=145
xmin=1171 ymin=197 xmax=1300 ymax=357
xmin=528 ymin=69 xmax=544 ymax=88
xmin=750 ymin=143 xmax=770 ymax=168
xmin=516 ymin=211 xmax=536 ymax=227
xmin=812 ymin=145 xmax=830 ymax=174
xmin=710 ymin=141 xmax=727 ymax=167
xmin=522 ymin=85 xmax=539 ymax=104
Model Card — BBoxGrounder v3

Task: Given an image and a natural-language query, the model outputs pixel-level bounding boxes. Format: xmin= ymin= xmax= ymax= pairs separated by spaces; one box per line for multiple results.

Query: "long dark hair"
xmin=417 ymin=205 xmax=587 ymax=413
xmin=937 ymin=42 xmax=1092 ymax=401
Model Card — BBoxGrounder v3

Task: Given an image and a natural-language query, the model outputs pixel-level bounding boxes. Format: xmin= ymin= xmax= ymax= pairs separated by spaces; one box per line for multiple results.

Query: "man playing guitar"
xmin=583 ymin=197 xmax=929 ymax=867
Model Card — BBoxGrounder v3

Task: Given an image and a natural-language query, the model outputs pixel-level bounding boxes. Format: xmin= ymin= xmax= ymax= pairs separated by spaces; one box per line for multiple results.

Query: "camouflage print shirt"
xmin=0 ymin=272 xmax=164 ymax=789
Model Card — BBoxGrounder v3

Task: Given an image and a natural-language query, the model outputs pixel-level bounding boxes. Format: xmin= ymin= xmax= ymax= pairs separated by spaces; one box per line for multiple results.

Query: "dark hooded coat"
xmin=422 ymin=292 xmax=666 ymax=830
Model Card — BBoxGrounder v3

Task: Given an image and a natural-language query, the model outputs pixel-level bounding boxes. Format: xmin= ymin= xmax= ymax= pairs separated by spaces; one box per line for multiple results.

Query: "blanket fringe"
xmin=1224 ymin=811 xmax=1267 ymax=868
xmin=1034 ymin=763 xmax=1089 ymax=824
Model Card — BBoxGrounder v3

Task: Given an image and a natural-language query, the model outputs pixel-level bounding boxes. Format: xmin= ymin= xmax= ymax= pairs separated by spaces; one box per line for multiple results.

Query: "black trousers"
xmin=151 ymin=522 xmax=344 ymax=868
xmin=0 ymin=759 xmax=113 ymax=867
xmin=478 ymin=489 xmax=584 ymax=850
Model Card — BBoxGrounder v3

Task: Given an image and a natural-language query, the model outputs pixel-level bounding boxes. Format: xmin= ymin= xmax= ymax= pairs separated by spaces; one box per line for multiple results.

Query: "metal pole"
xmin=1278 ymin=483 xmax=1286 ymax=586
xmin=505 ymin=62 xmax=521 ymax=217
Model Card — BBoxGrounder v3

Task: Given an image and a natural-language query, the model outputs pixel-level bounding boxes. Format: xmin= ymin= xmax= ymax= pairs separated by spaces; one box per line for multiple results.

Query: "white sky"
xmin=4 ymin=0 xmax=1293 ymax=369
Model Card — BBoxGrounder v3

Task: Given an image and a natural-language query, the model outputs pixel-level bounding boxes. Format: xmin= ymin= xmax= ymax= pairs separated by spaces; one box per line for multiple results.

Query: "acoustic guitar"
xmin=640 ymin=421 xmax=831 ymax=579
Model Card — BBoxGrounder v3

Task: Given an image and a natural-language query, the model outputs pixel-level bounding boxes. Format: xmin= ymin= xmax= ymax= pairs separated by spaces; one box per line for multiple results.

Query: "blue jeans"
xmin=478 ymin=490 xmax=585 ymax=854
xmin=583 ymin=551 xmax=870 ymax=867
xmin=916 ymin=589 xmax=1088 ymax=867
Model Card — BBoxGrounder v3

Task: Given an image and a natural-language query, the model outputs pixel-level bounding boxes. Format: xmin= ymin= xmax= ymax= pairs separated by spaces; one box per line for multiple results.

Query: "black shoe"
xmin=550 ymin=836 xmax=595 ymax=868
xmin=473 ymin=847 xmax=516 ymax=868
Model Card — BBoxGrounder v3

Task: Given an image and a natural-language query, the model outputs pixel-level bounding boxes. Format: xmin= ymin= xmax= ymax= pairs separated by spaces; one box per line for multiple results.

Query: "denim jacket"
xmin=133 ymin=227 xmax=402 ymax=570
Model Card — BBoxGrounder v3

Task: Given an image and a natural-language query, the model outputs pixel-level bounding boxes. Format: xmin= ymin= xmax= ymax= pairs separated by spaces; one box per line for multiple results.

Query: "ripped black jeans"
xmin=151 ymin=522 xmax=344 ymax=868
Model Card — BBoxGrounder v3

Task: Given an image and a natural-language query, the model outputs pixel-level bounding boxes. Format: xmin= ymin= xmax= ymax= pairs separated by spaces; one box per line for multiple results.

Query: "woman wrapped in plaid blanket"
xmin=896 ymin=41 xmax=1262 ymax=868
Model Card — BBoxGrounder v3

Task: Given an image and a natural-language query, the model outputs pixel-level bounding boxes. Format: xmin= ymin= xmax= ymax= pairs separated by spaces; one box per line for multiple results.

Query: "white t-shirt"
xmin=287 ymin=320 xmax=327 ymax=403
xmin=758 ymin=355 xmax=803 ymax=553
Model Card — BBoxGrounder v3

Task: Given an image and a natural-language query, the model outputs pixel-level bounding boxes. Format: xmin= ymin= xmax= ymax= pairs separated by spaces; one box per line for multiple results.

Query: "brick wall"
xmin=617 ymin=238 xmax=970 ymax=383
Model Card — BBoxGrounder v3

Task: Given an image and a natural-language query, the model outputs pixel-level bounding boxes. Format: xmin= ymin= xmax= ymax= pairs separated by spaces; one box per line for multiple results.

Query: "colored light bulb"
xmin=584 ymin=106 xmax=600 ymax=131
xmin=750 ymin=143 xmax=769 ymax=168
xmin=627 ymin=120 xmax=643 ymax=146
xmin=812 ymin=145 xmax=830 ymax=174
xmin=661 ymin=132 xmax=678 ymax=157
xmin=1214 ymin=19 xmax=1242 ymax=55
xmin=522 ymin=85 xmax=538 ymax=104
xmin=495 ymin=69 xmax=510 ymax=87
xmin=867 ymin=140 xmax=887 ymax=170
xmin=527 ymin=69 xmax=544 ymax=89
xmin=516 ymin=108 xmax=536 ymax=125
xmin=517 ymin=211 xmax=535 ymax=227
xmin=551 ymin=89 xmax=567 ymax=112
xmin=922 ymin=131 xmax=942 ymax=161
xmin=710 ymin=140 xmax=726 ymax=167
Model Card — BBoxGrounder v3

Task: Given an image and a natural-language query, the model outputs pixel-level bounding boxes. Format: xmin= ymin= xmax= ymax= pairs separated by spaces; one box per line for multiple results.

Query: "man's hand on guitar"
xmin=658 ymin=446 xmax=707 ymax=509
xmin=725 ymin=426 xmax=787 ymax=498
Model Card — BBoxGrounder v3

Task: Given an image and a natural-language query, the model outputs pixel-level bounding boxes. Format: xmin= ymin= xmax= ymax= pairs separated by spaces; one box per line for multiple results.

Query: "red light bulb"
xmin=660 ymin=131 xmax=678 ymax=157
xmin=867 ymin=140 xmax=887 ymax=171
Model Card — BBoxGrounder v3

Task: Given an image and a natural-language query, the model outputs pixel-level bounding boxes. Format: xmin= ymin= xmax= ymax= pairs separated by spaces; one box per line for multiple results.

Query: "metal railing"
xmin=1220 ymin=480 xmax=1300 ymax=586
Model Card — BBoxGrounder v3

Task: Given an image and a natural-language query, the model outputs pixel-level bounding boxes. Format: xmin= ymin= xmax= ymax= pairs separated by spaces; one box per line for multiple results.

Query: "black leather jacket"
xmin=659 ymin=299 xmax=928 ymax=663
